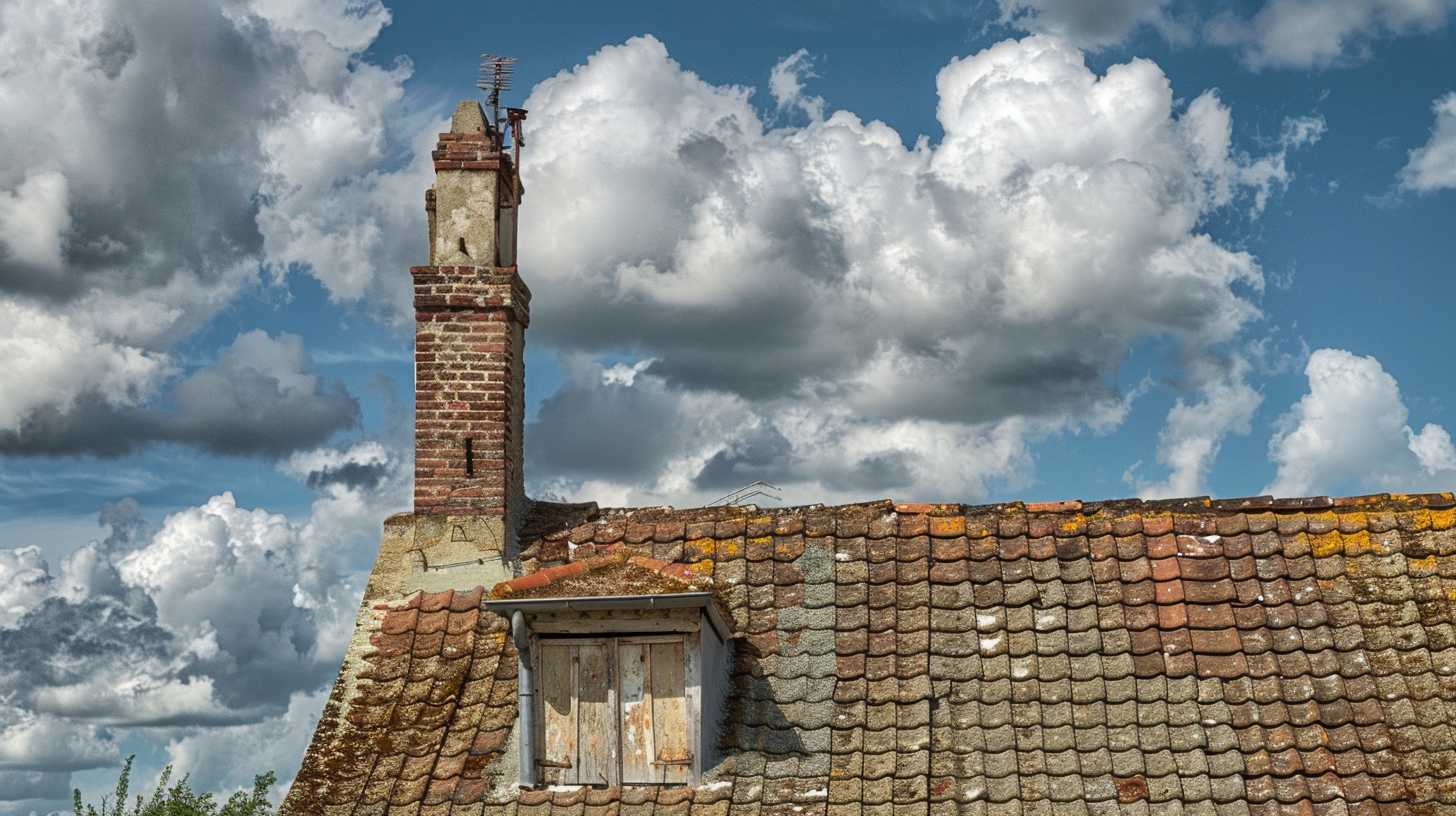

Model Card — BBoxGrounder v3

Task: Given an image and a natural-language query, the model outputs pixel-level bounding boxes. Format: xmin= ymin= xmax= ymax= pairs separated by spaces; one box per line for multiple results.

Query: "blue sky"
xmin=0 ymin=0 xmax=1454 ymax=811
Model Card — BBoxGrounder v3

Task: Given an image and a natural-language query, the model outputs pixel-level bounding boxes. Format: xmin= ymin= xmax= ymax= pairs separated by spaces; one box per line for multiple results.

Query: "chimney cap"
xmin=450 ymin=101 xmax=488 ymax=135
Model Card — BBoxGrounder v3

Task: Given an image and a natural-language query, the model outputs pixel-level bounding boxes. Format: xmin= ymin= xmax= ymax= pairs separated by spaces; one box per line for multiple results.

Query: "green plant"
xmin=73 ymin=756 xmax=276 ymax=816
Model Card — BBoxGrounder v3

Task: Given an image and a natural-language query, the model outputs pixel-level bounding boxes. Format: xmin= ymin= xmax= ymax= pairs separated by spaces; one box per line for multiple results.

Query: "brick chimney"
xmin=412 ymin=100 xmax=529 ymax=537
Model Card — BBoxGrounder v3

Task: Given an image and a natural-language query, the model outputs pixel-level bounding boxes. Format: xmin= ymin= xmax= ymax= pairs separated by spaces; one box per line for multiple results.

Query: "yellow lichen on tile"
xmin=685 ymin=537 xmax=715 ymax=560
xmin=1311 ymin=531 xmax=1343 ymax=558
xmin=1404 ymin=508 xmax=1433 ymax=532
xmin=1433 ymin=507 xmax=1456 ymax=531
xmin=1409 ymin=554 xmax=1439 ymax=574
xmin=688 ymin=559 xmax=715 ymax=577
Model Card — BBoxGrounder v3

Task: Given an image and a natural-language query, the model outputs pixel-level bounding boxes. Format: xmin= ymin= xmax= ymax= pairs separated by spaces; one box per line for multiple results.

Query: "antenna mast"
xmin=477 ymin=53 xmax=517 ymax=129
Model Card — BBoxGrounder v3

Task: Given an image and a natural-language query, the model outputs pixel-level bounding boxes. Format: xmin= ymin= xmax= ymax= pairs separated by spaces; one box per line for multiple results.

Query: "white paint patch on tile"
xmin=701 ymin=781 xmax=733 ymax=791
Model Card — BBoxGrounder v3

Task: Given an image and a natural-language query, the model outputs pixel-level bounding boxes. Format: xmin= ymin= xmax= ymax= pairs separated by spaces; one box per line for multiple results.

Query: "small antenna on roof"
xmin=477 ymin=53 xmax=517 ymax=128
xmin=708 ymin=480 xmax=783 ymax=507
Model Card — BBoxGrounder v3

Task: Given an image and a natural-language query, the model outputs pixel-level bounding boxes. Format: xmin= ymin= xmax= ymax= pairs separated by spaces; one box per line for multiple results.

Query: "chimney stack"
xmin=412 ymin=100 xmax=529 ymax=538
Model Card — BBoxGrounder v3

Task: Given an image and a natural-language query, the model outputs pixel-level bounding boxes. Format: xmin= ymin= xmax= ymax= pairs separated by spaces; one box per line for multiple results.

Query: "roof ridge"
xmin=527 ymin=491 xmax=1455 ymax=528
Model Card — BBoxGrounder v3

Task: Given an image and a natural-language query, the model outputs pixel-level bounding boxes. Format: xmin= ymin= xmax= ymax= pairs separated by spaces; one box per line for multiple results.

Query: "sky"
xmin=0 ymin=0 xmax=1454 ymax=811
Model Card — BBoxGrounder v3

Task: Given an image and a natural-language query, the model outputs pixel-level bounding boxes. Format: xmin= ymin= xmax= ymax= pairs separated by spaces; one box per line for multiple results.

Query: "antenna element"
xmin=477 ymin=54 xmax=517 ymax=128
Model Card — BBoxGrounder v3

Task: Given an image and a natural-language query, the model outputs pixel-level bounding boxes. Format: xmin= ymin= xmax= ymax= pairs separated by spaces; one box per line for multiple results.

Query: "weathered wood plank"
xmin=528 ymin=618 xmax=698 ymax=635
xmin=576 ymin=640 xmax=616 ymax=786
xmin=539 ymin=643 xmax=576 ymax=783
xmin=650 ymin=639 xmax=690 ymax=784
xmin=618 ymin=641 xmax=655 ymax=783
xmin=531 ymin=608 xmax=699 ymax=623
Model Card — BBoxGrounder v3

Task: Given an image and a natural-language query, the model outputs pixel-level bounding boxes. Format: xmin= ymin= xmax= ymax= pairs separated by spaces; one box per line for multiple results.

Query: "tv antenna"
xmin=477 ymin=53 xmax=517 ymax=128
xmin=708 ymin=480 xmax=783 ymax=507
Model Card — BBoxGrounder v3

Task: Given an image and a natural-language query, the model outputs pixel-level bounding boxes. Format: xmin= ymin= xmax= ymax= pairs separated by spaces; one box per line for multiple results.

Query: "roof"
xmin=284 ymin=491 xmax=1456 ymax=816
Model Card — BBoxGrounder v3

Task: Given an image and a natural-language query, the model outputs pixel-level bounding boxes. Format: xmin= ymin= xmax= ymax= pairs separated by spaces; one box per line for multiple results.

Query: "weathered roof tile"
xmin=289 ymin=494 xmax=1456 ymax=816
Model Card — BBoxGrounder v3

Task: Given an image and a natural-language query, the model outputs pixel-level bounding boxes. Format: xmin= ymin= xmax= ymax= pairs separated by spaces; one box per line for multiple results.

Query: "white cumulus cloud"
xmin=1399 ymin=92 xmax=1456 ymax=193
xmin=0 ymin=434 xmax=410 ymax=807
xmin=0 ymin=170 xmax=71 ymax=275
xmin=519 ymin=34 xmax=1309 ymax=505
xmin=1265 ymin=348 xmax=1456 ymax=496
xmin=1133 ymin=355 xmax=1262 ymax=499
xmin=1207 ymin=0 xmax=1456 ymax=70
xmin=0 ymin=300 xmax=171 ymax=433
xmin=768 ymin=49 xmax=825 ymax=122
xmin=164 ymin=689 xmax=327 ymax=798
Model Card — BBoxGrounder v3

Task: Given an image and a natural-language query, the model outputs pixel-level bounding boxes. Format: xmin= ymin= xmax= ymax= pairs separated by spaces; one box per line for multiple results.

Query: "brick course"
xmin=412 ymin=264 xmax=530 ymax=518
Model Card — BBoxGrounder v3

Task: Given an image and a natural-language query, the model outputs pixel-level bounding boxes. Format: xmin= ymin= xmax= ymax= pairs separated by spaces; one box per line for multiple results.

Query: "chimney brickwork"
xmin=413 ymin=101 xmax=529 ymax=535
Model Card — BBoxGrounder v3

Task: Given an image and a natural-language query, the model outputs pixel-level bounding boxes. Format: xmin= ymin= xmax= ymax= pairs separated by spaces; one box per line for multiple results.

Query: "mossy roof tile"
xmin=287 ymin=492 xmax=1456 ymax=816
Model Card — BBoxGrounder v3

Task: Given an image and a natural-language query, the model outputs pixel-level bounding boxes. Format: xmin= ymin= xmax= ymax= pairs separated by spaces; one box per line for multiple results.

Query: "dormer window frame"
xmin=486 ymin=592 xmax=732 ymax=789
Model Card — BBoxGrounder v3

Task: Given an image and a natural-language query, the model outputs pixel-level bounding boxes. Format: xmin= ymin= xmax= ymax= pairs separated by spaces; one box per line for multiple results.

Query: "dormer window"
xmin=537 ymin=635 xmax=693 ymax=785
xmin=486 ymin=551 xmax=732 ymax=788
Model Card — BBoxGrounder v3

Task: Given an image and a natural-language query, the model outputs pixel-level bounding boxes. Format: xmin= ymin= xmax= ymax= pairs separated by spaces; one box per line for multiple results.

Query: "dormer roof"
xmin=491 ymin=547 xmax=712 ymax=599
xmin=486 ymin=547 xmax=732 ymax=640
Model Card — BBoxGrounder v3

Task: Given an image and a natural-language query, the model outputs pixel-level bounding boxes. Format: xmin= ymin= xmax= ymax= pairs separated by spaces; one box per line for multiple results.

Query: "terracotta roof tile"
xmin=287 ymin=492 xmax=1456 ymax=816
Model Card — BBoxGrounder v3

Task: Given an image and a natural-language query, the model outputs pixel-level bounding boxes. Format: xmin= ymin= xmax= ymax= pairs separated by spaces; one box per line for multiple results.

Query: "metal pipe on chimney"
xmin=509 ymin=109 xmax=525 ymax=261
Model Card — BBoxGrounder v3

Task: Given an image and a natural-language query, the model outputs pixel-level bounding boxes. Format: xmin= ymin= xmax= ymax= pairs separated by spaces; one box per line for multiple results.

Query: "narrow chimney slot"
xmin=465 ymin=438 xmax=475 ymax=477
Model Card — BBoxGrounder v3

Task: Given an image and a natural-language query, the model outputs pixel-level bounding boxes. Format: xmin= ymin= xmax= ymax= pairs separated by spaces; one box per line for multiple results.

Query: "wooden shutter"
xmin=539 ymin=639 xmax=617 ymax=785
xmin=618 ymin=636 xmax=692 ymax=784
xmin=539 ymin=642 xmax=576 ymax=783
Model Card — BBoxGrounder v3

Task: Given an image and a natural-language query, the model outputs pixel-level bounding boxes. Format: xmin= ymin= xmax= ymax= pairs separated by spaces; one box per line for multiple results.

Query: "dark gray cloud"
xmin=996 ymin=0 xmax=1185 ymax=48
xmin=0 ymin=772 xmax=70 ymax=802
xmin=823 ymin=451 xmax=917 ymax=494
xmin=0 ymin=331 xmax=358 ymax=458
xmin=693 ymin=426 xmax=796 ymax=490
xmin=527 ymin=361 xmax=703 ymax=481
xmin=0 ymin=597 xmax=172 ymax=695
xmin=305 ymin=460 xmax=391 ymax=491
xmin=0 ymin=395 xmax=159 ymax=458
xmin=165 ymin=332 xmax=360 ymax=457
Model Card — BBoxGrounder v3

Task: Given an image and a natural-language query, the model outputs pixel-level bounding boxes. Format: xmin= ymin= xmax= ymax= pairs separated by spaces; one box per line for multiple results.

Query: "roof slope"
xmin=285 ymin=492 xmax=1456 ymax=816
